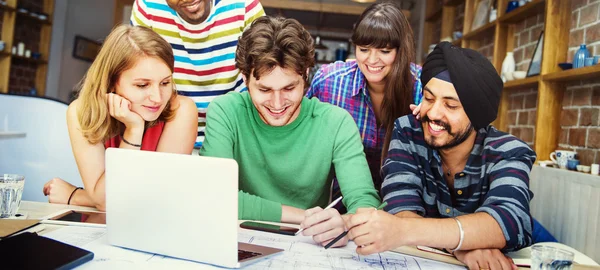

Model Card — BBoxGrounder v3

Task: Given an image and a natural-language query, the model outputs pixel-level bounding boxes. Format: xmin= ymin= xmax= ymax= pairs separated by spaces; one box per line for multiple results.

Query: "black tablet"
xmin=0 ymin=232 xmax=94 ymax=270
xmin=41 ymin=210 xmax=106 ymax=227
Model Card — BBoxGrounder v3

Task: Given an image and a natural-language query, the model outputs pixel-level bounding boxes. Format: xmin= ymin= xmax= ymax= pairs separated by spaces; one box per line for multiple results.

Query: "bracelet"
xmin=449 ymin=217 xmax=464 ymax=252
xmin=68 ymin=187 xmax=83 ymax=205
xmin=121 ymin=135 xmax=142 ymax=147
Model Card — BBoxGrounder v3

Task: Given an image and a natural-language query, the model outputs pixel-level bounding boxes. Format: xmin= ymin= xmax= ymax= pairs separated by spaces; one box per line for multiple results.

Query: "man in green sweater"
xmin=200 ymin=16 xmax=381 ymax=248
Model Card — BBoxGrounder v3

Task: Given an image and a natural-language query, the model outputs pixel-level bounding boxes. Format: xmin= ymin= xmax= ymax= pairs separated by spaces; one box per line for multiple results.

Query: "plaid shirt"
xmin=306 ymin=61 xmax=422 ymax=190
xmin=382 ymin=115 xmax=536 ymax=251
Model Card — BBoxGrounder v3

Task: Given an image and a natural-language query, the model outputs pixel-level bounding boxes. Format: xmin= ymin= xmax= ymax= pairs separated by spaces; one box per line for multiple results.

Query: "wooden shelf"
xmin=11 ymin=54 xmax=47 ymax=64
xmin=504 ymin=75 xmax=540 ymax=90
xmin=425 ymin=7 xmax=442 ymax=21
xmin=0 ymin=3 xmax=16 ymax=12
xmin=452 ymin=38 xmax=462 ymax=46
xmin=16 ymin=11 xmax=52 ymax=25
xmin=498 ymin=0 xmax=545 ymax=24
xmin=543 ymin=65 xmax=600 ymax=82
xmin=463 ymin=21 xmax=496 ymax=40
xmin=443 ymin=0 xmax=464 ymax=6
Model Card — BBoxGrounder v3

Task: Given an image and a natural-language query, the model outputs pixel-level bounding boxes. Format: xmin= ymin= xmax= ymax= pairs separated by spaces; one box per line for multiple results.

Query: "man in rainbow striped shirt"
xmin=131 ymin=0 xmax=264 ymax=147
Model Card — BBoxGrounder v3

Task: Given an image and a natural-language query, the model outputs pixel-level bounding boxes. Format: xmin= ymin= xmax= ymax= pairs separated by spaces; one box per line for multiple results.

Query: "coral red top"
xmin=104 ymin=121 xmax=165 ymax=151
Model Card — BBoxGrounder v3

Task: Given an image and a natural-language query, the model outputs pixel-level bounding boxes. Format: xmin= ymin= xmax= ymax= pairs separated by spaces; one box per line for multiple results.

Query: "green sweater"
xmin=200 ymin=92 xmax=380 ymax=222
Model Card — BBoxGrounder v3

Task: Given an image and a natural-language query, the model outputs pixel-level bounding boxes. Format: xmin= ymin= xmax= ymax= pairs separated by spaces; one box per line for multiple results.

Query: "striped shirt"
xmin=131 ymin=0 xmax=264 ymax=147
xmin=306 ymin=60 xmax=422 ymax=190
xmin=382 ymin=115 xmax=536 ymax=251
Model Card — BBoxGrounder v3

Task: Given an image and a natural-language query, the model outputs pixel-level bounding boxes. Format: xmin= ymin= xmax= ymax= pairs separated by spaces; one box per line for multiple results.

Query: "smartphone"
xmin=41 ymin=210 xmax=106 ymax=227
xmin=51 ymin=210 xmax=106 ymax=223
xmin=240 ymin=221 xmax=299 ymax=236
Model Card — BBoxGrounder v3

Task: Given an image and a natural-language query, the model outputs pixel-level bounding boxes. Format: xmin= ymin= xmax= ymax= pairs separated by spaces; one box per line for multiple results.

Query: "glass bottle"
xmin=573 ymin=44 xmax=590 ymax=69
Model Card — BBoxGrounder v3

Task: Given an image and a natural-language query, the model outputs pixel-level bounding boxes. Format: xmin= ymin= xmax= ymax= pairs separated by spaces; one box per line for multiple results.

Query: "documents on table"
xmin=43 ymin=225 xmax=467 ymax=270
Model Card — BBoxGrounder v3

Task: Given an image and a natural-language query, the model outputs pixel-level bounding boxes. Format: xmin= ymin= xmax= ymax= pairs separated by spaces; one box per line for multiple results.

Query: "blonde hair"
xmin=76 ymin=24 xmax=177 ymax=144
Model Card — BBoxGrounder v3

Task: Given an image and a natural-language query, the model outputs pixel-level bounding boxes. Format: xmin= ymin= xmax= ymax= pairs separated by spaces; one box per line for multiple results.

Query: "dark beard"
xmin=421 ymin=115 xmax=475 ymax=150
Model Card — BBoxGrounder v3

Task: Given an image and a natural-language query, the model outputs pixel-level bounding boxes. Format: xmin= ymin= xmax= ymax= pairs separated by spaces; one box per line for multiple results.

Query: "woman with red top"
xmin=42 ymin=25 xmax=198 ymax=210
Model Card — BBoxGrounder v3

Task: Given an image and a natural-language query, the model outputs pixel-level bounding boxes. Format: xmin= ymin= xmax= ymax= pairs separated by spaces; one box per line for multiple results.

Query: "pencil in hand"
xmin=323 ymin=201 xmax=387 ymax=249
xmin=295 ymin=196 xmax=344 ymax=236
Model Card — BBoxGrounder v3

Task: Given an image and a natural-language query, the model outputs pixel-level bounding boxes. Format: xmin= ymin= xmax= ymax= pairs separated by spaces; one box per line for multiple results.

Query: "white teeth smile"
xmin=268 ymin=108 xmax=285 ymax=114
xmin=367 ymin=66 xmax=383 ymax=72
xmin=184 ymin=1 xmax=201 ymax=11
xmin=429 ymin=122 xmax=445 ymax=131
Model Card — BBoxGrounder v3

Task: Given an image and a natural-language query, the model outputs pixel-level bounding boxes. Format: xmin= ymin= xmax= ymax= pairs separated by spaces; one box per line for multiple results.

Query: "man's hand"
xmin=346 ymin=208 xmax=408 ymax=255
xmin=43 ymin=178 xmax=77 ymax=204
xmin=300 ymin=207 xmax=347 ymax=248
xmin=454 ymin=249 xmax=517 ymax=270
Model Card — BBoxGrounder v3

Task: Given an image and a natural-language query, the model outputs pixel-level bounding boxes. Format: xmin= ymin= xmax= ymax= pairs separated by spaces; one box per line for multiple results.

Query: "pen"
xmin=295 ymin=196 xmax=344 ymax=236
xmin=323 ymin=201 xmax=388 ymax=249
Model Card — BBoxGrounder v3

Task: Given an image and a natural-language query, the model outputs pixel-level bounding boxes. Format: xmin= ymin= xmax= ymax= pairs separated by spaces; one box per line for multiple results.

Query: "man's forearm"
xmin=395 ymin=210 xmax=423 ymax=218
xmin=399 ymin=212 xmax=506 ymax=250
xmin=281 ymin=205 xmax=306 ymax=224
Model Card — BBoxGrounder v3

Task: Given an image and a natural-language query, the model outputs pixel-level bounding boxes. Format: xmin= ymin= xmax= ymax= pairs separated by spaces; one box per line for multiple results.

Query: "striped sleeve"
xmin=475 ymin=144 xmax=536 ymax=251
xmin=244 ymin=0 xmax=264 ymax=30
xmin=130 ymin=0 xmax=152 ymax=27
xmin=381 ymin=117 xmax=426 ymax=216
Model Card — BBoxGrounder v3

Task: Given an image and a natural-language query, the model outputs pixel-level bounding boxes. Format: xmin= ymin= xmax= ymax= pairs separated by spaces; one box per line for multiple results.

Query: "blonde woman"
xmin=43 ymin=25 xmax=197 ymax=210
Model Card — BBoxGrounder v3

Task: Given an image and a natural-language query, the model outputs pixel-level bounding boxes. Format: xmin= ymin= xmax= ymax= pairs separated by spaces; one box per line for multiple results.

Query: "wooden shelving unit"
xmin=0 ymin=3 xmax=16 ymax=12
xmin=425 ymin=7 xmax=443 ymax=22
xmin=0 ymin=0 xmax=54 ymax=96
xmin=462 ymin=20 xmax=496 ymax=40
xmin=422 ymin=0 xmax=591 ymax=163
xmin=452 ymin=38 xmax=462 ymax=46
xmin=498 ymin=0 xmax=546 ymax=24
xmin=504 ymin=76 xmax=540 ymax=90
xmin=543 ymin=65 xmax=600 ymax=82
xmin=11 ymin=54 xmax=48 ymax=64
xmin=443 ymin=0 xmax=465 ymax=6
xmin=16 ymin=11 xmax=52 ymax=25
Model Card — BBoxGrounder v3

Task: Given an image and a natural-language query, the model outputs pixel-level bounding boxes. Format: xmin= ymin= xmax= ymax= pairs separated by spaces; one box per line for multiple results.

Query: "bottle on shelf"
xmin=573 ymin=44 xmax=590 ymax=69
xmin=17 ymin=42 xmax=25 ymax=56
xmin=501 ymin=52 xmax=516 ymax=82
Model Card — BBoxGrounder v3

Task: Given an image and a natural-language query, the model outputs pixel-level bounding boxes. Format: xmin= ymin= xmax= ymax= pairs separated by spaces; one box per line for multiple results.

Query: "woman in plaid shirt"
xmin=306 ymin=2 xmax=422 ymax=204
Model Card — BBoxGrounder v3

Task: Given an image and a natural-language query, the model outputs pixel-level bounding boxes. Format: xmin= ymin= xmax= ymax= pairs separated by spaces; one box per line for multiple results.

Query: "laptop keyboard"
xmin=238 ymin=249 xmax=262 ymax=261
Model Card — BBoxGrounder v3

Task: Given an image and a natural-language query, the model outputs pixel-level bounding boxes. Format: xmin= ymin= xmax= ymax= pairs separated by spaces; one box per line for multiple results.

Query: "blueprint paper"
xmin=43 ymin=225 xmax=466 ymax=269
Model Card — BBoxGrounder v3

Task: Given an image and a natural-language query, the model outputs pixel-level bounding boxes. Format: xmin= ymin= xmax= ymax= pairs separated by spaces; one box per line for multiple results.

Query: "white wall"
xmin=46 ymin=0 xmax=115 ymax=102
xmin=45 ymin=0 xmax=67 ymax=100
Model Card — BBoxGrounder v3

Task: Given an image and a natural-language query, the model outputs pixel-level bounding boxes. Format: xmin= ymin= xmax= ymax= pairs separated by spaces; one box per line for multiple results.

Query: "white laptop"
xmin=105 ymin=148 xmax=283 ymax=268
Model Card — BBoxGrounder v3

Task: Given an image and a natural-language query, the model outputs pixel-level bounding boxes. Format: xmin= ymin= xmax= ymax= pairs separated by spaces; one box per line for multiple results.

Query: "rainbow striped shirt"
xmin=131 ymin=0 xmax=264 ymax=147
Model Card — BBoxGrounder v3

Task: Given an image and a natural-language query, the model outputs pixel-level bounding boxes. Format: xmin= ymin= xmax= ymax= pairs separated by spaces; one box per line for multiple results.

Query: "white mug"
xmin=591 ymin=164 xmax=599 ymax=175
xmin=550 ymin=150 xmax=577 ymax=169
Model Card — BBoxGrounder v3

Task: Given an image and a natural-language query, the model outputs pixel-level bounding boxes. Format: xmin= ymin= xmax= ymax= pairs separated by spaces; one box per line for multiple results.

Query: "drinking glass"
xmin=0 ymin=174 xmax=25 ymax=218
xmin=531 ymin=245 xmax=574 ymax=270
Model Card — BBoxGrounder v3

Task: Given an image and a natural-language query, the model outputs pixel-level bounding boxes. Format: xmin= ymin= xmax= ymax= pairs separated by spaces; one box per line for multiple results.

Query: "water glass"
xmin=531 ymin=245 xmax=574 ymax=270
xmin=0 ymin=174 xmax=25 ymax=218
xmin=584 ymin=57 xmax=594 ymax=67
